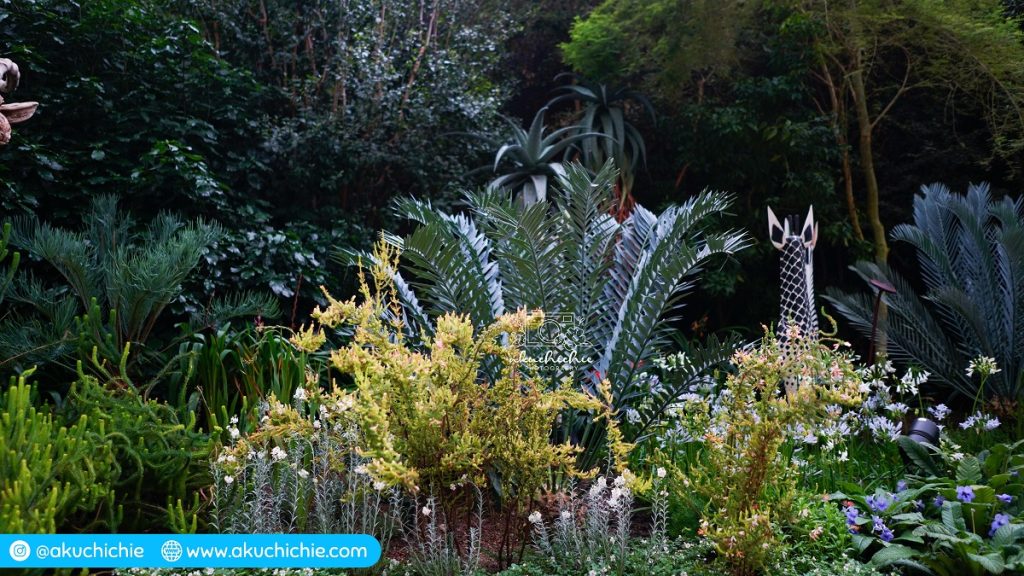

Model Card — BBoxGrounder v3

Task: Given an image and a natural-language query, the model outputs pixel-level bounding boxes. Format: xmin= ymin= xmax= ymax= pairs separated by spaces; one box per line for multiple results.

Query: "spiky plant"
xmin=825 ymin=183 xmax=1024 ymax=401
xmin=469 ymin=107 xmax=604 ymax=205
xmin=343 ymin=162 xmax=749 ymax=468
xmin=547 ymin=74 xmax=655 ymax=217
xmin=4 ymin=195 xmax=277 ymax=380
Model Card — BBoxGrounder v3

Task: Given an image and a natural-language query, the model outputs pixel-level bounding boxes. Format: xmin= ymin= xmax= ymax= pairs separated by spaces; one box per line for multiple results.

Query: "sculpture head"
xmin=768 ymin=205 xmax=819 ymax=338
xmin=0 ymin=58 xmax=20 ymax=93
xmin=0 ymin=58 xmax=38 ymax=146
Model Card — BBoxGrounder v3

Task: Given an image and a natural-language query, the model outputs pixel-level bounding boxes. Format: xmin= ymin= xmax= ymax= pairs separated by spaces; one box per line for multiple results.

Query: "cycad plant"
xmin=825 ymin=183 xmax=1024 ymax=401
xmin=4 ymin=195 xmax=276 ymax=384
xmin=547 ymin=74 xmax=655 ymax=218
xmin=469 ymin=107 xmax=603 ymax=205
xmin=347 ymin=162 xmax=749 ymax=467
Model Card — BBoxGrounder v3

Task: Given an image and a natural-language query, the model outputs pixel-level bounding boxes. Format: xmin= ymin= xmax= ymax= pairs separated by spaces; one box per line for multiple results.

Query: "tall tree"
xmin=795 ymin=0 xmax=1024 ymax=264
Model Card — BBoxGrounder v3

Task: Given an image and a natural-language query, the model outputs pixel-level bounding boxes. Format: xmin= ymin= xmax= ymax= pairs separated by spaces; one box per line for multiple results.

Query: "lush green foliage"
xmin=3 ymin=196 xmax=275 ymax=384
xmin=835 ymin=436 xmax=1024 ymax=574
xmin=827 ymin=183 xmax=1024 ymax=400
xmin=170 ymin=323 xmax=328 ymax=434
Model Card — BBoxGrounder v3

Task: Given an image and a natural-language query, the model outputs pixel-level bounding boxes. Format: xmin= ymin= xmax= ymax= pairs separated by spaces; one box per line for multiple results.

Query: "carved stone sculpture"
xmin=767 ymin=206 xmax=819 ymax=339
xmin=0 ymin=58 xmax=38 ymax=145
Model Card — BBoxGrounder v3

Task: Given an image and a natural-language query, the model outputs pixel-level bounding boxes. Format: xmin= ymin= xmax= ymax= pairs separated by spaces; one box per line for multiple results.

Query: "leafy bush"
xmin=835 ymin=435 xmax=1024 ymax=574
xmin=298 ymin=240 xmax=626 ymax=567
xmin=62 ymin=369 xmax=212 ymax=532
xmin=0 ymin=373 xmax=119 ymax=533
xmin=664 ymin=330 xmax=864 ymax=575
xmin=3 ymin=195 xmax=276 ymax=383
xmin=357 ymin=162 xmax=747 ymax=469
xmin=826 ymin=183 xmax=1024 ymax=401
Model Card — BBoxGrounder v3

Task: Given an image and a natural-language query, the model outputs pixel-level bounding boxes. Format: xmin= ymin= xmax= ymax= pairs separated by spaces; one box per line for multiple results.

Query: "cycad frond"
xmin=829 ymin=182 xmax=1024 ymax=399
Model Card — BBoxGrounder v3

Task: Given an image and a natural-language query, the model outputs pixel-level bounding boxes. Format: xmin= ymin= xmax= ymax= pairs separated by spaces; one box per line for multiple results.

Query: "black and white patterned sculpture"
xmin=768 ymin=206 xmax=819 ymax=340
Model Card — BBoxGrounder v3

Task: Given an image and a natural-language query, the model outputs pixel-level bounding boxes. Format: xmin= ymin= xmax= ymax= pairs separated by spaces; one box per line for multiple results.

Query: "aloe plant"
xmin=469 ymin=107 xmax=604 ymax=205
xmin=341 ymin=161 xmax=749 ymax=467
xmin=547 ymin=74 xmax=655 ymax=216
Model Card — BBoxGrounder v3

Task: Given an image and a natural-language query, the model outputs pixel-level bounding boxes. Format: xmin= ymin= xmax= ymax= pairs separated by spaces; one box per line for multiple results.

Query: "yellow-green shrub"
xmin=295 ymin=240 xmax=626 ymax=500
xmin=672 ymin=330 xmax=864 ymax=576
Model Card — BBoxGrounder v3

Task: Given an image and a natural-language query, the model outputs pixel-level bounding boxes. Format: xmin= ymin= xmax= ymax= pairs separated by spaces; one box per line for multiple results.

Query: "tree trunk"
xmin=850 ymin=69 xmax=888 ymax=264
xmin=850 ymin=67 xmax=889 ymax=357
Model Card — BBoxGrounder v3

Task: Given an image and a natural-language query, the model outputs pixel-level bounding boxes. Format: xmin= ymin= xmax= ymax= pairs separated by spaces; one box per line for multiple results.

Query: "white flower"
xmin=613 ymin=475 xmax=627 ymax=488
xmin=313 ymin=420 xmax=321 ymax=430
xmin=293 ymin=387 xmax=308 ymax=401
xmin=421 ymin=506 xmax=432 ymax=517
xmin=560 ymin=510 xmax=571 ymax=521
xmin=528 ymin=511 xmax=542 ymax=524
xmin=228 ymin=426 xmax=240 ymax=440
xmin=298 ymin=469 xmax=310 ymax=479
xmin=950 ymin=452 xmax=964 ymax=462
xmin=838 ymin=450 xmax=849 ymax=462
xmin=656 ymin=467 xmax=667 ymax=479
xmin=271 ymin=446 xmax=288 ymax=461
xmin=229 ymin=415 xmax=239 ymax=425
xmin=224 ymin=475 xmax=235 ymax=485
xmin=967 ymin=356 xmax=1000 ymax=378
xmin=373 ymin=480 xmax=387 ymax=491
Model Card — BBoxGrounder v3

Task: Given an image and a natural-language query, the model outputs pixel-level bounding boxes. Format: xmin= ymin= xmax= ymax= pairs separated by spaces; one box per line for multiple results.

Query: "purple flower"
xmin=844 ymin=505 xmax=860 ymax=526
xmin=998 ymin=494 xmax=1013 ymax=504
xmin=934 ymin=495 xmax=946 ymax=507
xmin=896 ymin=480 xmax=908 ymax=492
xmin=880 ymin=527 xmax=895 ymax=542
xmin=914 ymin=500 xmax=924 ymax=511
xmin=957 ymin=486 xmax=976 ymax=503
xmin=989 ymin=513 xmax=1011 ymax=537
xmin=867 ymin=493 xmax=891 ymax=512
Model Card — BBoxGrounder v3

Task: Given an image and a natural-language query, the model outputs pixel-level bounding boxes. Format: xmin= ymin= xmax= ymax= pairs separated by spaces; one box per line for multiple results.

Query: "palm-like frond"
xmin=826 ymin=183 xmax=1024 ymax=400
xmin=361 ymin=161 xmax=749 ymax=466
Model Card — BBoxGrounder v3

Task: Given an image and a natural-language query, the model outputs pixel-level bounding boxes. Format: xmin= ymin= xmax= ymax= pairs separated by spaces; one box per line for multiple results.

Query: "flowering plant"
xmin=664 ymin=328 xmax=865 ymax=575
xmin=832 ymin=437 xmax=1024 ymax=574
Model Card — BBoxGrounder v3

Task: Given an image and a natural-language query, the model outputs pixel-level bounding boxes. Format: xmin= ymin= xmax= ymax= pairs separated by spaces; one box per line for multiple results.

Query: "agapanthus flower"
xmin=867 ymin=416 xmax=902 ymax=443
xmin=956 ymin=486 xmax=975 ymax=503
xmin=989 ymin=513 xmax=1011 ymax=537
xmin=927 ymin=404 xmax=951 ymax=421
xmin=967 ymin=356 xmax=1000 ymax=378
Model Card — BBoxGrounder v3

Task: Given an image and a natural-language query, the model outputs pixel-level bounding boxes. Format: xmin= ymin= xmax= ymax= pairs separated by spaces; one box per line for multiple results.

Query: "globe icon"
xmin=160 ymin=540 xmax=183 ymax=563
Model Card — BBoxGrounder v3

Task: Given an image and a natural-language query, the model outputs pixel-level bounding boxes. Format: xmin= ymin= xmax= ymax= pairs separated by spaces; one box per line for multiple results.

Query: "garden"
xmin=2 ymin=1 xmax=1024 ymax=575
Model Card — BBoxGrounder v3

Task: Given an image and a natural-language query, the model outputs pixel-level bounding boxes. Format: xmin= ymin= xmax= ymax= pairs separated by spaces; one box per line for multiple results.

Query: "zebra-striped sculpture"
xmin=768 ymin=206 xmax=818 ymax=340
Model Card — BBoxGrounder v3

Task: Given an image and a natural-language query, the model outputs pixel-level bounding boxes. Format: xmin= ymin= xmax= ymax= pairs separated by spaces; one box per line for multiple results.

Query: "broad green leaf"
xmin=870 ymin=544 xmax=918 ymax=566
xmin=967 ymin=552 xmax=1005 ymax=574
xmin=957 ymin=456 xmax=982 ymax=484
